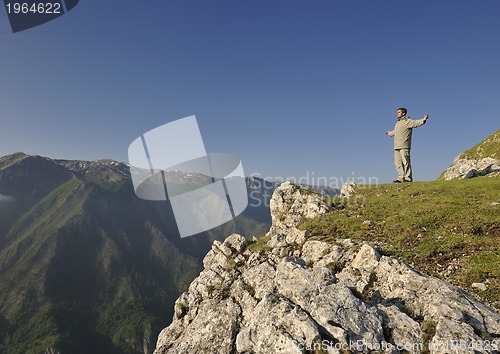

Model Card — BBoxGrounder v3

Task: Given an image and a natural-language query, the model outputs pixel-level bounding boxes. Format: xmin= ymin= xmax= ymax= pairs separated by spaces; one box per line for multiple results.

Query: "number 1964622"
xmin=5 ymin=2 xmax=62 ymax=14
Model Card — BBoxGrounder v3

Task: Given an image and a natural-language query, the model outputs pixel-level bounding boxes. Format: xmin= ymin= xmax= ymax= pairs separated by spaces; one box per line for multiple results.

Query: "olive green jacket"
xmin=387 ymin=116 xmax=426 ymax=149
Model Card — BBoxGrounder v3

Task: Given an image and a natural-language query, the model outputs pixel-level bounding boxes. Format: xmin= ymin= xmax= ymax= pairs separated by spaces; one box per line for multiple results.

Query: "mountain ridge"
xmin=0 ymin=152 xmax=272 ymax=354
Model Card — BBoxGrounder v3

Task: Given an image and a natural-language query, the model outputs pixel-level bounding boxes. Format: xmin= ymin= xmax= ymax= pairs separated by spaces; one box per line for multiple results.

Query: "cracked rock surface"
xmin=442 ymin=157 xmax=500 ymax=180
xmin=154 ymin=182 xmax=500 ymax=354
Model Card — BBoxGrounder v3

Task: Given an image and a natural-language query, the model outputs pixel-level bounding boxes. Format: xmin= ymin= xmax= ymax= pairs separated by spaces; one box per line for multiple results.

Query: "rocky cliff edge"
xmin=154 ymin=181 xmax=500 ymax=354
xmin=441 ymin=130 xmax=500 ymax=180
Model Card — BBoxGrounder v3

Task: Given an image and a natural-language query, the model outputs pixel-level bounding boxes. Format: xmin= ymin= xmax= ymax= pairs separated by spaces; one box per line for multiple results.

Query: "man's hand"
xmin=423 ymin=113 xmax=429 ymax=122
xmin=386 ymin=131 xmax=391 ymax=136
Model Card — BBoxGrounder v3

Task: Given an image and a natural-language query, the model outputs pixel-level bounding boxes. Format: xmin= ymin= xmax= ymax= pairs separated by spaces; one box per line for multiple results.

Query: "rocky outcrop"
xmin=340 ymin=180 xmax=357 ymax=198
xmin=267 ymin=181 xmax=332 ymax=248
xmin=154 ymin=182 xmax=500 ymax=354
xmin=442 ymin=157 xmax=500 ymax=180
xmin=441 ymin=130 xmax=500 ymax=180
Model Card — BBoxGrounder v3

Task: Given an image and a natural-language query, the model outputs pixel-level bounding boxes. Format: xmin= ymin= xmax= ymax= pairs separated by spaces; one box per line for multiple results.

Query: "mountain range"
xmin=0 ymin=153 xmax=279 ymax=354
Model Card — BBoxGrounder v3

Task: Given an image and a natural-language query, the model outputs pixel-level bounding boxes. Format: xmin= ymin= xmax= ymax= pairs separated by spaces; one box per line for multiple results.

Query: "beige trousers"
xmin=394 ymin=149 xmax=412 ymax=182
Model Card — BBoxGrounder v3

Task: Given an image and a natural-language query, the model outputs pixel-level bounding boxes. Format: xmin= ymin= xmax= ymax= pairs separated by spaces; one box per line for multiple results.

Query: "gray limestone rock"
xmin=442 ymin=157 xmax=500 ymax=180
xmin=269 ymin=181 xmax=331 ymax=235
xmin=340 ymin=180 xmax=357 ymax=198
xmin=154 ymin=182 xmax=500 ymax=354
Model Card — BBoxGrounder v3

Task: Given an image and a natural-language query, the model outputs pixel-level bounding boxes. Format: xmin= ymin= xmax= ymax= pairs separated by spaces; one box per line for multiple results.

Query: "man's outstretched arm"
xmin=406 ymin=113 xmax=429 ymax=128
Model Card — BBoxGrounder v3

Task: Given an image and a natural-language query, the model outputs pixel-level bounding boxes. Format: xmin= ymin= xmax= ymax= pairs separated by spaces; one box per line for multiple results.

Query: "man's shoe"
xmin=393 ymin=180 xmax=402 ymax=183
xmin=403 ymin=179 xmax=412 ymax=182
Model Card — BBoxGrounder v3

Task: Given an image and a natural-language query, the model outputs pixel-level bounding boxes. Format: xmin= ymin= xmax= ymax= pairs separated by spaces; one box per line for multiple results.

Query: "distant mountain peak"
xmin=0 ymin=152 xmax=30 ymax=169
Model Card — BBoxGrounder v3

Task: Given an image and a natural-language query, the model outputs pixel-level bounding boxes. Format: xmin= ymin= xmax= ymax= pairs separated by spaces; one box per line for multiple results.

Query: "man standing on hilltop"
xmin=386 ymin=107 xmax=429 ymax=183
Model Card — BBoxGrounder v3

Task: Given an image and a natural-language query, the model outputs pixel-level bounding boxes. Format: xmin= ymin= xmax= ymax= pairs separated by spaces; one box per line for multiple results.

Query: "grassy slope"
xmin=459 ymin=130 xmax=500 ymax=160
xmin=438 ymin=130 xmax=500 ymax=180
xmin=0 ymin=177 xmax=90 ymax=354
xmin=298 ymin=177 xmax=500 ymax=308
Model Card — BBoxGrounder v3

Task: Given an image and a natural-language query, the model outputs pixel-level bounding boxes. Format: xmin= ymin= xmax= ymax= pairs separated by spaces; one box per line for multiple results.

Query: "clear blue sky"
xmin=1 ymin=1 xmax=499 ymax=185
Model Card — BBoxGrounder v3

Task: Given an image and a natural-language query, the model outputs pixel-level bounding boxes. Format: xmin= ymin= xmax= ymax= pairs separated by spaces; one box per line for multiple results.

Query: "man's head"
xmin=397 ymin=107 xmax=407 ymax=118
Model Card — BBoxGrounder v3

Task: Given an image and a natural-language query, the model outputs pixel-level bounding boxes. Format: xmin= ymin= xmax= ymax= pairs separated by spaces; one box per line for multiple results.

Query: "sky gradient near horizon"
xmin=1 ymin=1 xmax=499 ymax=185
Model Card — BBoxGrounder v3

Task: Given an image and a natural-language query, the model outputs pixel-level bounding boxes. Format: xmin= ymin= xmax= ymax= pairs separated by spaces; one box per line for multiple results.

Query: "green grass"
xmin=458 ymin=130 xmax=500 ymax=160
xmin=246 ymin=234 xmax=272 ymax=253
xmin=300 ymin=177 xmax=500 ymax=308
